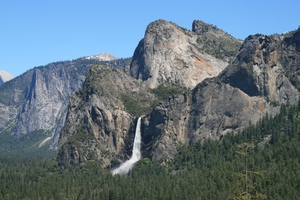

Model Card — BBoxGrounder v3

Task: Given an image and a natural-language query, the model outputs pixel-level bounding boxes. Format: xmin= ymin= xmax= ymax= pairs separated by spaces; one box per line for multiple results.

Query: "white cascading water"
xmin=112 ymin=117 xmax=142 ymax=175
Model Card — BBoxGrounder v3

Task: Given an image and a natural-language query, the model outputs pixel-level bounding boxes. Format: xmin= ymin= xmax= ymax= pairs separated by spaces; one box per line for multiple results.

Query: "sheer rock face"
xmin=56 ymin=65 xmax=158 ymax=168
xmin=129 ymin=20 xmax=241 ymax=89
xmin=0 ymin=59 xmax=91 ymax=148
xmin=142 ymin=28 xmax=300 ymax=163
xmin=56 ymin=21 xmax=300 ymax=168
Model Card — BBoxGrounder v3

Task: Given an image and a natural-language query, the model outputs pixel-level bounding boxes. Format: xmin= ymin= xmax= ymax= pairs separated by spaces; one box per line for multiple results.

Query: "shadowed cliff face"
xmin=0 ymin=56 xmax=130 ymax=153
xmin=0 ymin=59 xmax=92 ymax=150
xmin=129 ymin=20 xmax=241 ymax=89
xmin=142 ymin=28 xmax=300 ymax=163
xmin=14 ymin=63 xmax=90 ymax=149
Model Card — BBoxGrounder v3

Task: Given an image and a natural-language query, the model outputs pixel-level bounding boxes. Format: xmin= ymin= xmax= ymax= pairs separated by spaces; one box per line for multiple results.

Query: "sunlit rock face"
xmin=56 ymin=21 xmax=300 ymax=169
xmin=129 ymin=19 xmax=241 ymax=89
xmin=142 ymin=28 xmax=300 ymax=163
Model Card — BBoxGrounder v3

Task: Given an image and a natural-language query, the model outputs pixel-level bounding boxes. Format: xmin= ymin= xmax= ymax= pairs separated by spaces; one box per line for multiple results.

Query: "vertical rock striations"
xmin=0 ymin=59 xmax=92 ymax=149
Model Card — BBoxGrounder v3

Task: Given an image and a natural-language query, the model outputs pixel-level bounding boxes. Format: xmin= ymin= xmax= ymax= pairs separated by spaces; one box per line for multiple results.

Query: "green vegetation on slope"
xmin=0 ymin=128 xmax=55 ymax=158
xmin=0 ymin=103 xmax=300 ymax=199
xmin=120 ymin=93 xmax=157 ymax=116
xmin=150 ymin=84 xmax=185 ymax=100
xmin=121 ymin=84 xmax=186 ymax=116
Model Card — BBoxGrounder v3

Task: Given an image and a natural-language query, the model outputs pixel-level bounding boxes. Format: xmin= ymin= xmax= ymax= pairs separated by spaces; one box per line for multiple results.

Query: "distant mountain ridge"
xmin=84 ymin=52 xmax=117 ymax=61
xmin=0 ymin=58 xmax=95 ymax=153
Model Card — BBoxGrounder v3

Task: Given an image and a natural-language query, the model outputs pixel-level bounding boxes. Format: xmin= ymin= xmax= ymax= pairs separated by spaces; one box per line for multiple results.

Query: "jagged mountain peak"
xmin=219 ymin=29 xmax=300 ymax=101
xmin=129 ymin=19 xmax=241 ymax=89
xmin=0 ymin=70 xmax=14 ymax=85
xmin=85 ymin=52 xmax=117 ymax=61
xmin=141 ymin=27 xmax=300 ymax=163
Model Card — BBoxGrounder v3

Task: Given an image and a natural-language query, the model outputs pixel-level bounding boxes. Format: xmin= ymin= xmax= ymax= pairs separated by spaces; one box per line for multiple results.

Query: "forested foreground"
xmin=1 ymin=104 xmax=300 ymax=199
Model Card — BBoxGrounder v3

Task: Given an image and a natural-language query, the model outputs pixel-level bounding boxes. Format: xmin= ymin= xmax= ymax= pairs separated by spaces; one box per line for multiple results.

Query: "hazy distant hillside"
xmin=0 ymin=58 xmax=95 ymax=155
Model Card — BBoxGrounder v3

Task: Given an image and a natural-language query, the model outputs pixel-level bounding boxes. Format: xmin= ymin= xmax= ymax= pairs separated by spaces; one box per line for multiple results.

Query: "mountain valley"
xmin=0 ymin=19 xmax=300 ymax=172
xmin=1 ymin=18 xmax=300 ymax=199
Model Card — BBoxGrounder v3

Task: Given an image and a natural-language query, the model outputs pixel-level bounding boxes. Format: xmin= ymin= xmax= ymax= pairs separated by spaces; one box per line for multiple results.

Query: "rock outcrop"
xmin=141 ymin=28 xmax=300 ymax=163
xmin=57 ymin=64 xmax=159 ymax=168
xmin=128 ymin=20 xmax=241 ymax=89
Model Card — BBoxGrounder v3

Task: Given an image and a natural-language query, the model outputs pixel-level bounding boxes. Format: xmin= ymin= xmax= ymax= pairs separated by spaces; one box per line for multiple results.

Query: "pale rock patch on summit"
xmin=0 ymin=70 xmax=14 ymax=85
xmin=85 ymin=52 xmax=117 ymax=61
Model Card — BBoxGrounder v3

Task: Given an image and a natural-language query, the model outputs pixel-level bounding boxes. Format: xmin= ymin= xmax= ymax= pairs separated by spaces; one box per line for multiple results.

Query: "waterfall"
xmin=112 ymin=117 xmax=142 ymax=175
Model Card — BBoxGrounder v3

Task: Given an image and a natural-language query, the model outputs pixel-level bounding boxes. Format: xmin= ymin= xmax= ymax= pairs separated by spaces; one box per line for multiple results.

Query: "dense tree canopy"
xmin=0 ymin=103 xmax=300 ymax=199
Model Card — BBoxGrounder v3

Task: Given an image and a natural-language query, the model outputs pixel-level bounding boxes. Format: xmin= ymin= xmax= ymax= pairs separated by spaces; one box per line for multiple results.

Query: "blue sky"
xmin=1 ymin=1 xmax=299 ymax=77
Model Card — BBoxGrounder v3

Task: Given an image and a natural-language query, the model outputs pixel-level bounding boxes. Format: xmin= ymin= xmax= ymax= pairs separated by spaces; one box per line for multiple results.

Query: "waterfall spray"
xmin=112 ymin=117 xmax=142 ymax=175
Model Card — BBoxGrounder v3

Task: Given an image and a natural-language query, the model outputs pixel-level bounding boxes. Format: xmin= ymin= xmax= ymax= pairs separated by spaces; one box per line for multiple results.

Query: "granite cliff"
xmin=0 ymin=58 xmax=93 ymax=152
xmin=128 ymin=20 xmax=241 ymax=89
xmin=56 ymin=64 xmax=159 ymax=168
xmin=44 ymin=21 xmax=300 ymax=168
xmin=57 ymin=20 xmax=241 ymax=168
xmin=56 ymin=20 xmax=241 ymax=168
xmin=0 ymin=52 xmax=132 ymax=154
xmin=141 ymin=28 xmax=300 ymax=163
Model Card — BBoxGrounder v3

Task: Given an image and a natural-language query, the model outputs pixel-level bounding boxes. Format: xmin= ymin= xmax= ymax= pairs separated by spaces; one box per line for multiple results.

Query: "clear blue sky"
xmin=1 ymin=0 xmax=299 ymax=77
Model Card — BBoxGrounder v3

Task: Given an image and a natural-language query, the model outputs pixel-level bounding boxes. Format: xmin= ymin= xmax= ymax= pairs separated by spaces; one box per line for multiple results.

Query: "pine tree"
xmin=228 ymin=143 xmax=267 ymax=200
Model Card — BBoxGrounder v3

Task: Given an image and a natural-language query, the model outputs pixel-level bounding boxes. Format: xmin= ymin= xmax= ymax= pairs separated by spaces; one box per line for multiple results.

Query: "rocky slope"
xmin=0 ymin=70 xmax=14 ymax=86
xmin=0 ymin=58 xmax=93 ymax=150
xmin=141 ymin=28 xmax=300 ymax=163
xmin=56 ymin=64 xmax=159 ymax=168
xmin=128 ymin=20 xmax=242 ymax=89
